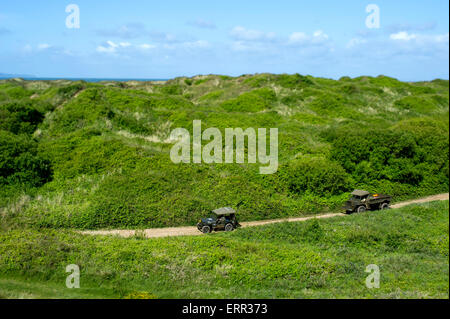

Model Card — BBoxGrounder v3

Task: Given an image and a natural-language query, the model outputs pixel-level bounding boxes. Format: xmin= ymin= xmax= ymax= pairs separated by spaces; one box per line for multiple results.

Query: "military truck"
xmin=344 ymin=189 xmax=391 ymax=214
xmin=197 ymin=207 xmax=240 ymax=233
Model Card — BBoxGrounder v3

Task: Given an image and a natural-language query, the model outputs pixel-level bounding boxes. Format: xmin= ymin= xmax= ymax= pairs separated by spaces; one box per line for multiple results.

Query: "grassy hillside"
xmin=0 ymin=74 xmax=448 ymax=229
xmin=0 ymin=201 xmax=448 ymax=298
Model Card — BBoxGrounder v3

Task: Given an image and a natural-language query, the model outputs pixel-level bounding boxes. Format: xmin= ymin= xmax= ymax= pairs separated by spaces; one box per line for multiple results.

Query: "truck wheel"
xmin=224 ymin=223 xmax=234 ymax=232
xmin=201 ymin=225 xmax=211 ymax=234
xmin=357 ymin=206 xmax=366 ymax=213
xmin=380 ymin=202 xmax=389 ymax=210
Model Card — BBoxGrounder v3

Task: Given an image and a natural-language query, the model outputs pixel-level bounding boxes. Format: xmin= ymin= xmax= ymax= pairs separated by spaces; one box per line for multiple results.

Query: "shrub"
xmin=303 ymin=219 xmax=324 ymax=241
xmin=281 ymin=93 xmax=304 ymax=106
xmin=326 ymin=123 xmax=448 ymax=192
xmin=161 ymin=85 xmax=182 ymax=95
xmin=279 ymin=157 xmax=350 ymax=196
xmin=0 ymin=130 xmax=52 ymax=186
xmin=308 ymin=92 xmax=349 ymax=114
xmin=369 ymin=75 xmax=405 ymax=88
xmin=221 ymin=88 xmax=276 ymax=112
xmin=243 ymin=74 xmax=271 ymax=87
xmin=292 ymin=112 xmax=328 ymax=125
xmin=275 ymin=73 xmax=314 ymax=88
xmin=5 ymin=86 xmax=34 ymax=99
xmin=394 ymin=96 xmax=437 ymax=113
xmin=339 ymin=76 xmax=351 ymax=81
xmin=0 ymin=101 xmax=44 ymax=135
xmin=194 ymin=78 xmax=210 ymax=85
xmin=219 ymin=75 xmax=232 ymax=81
xmin=340 ymin=84 xmax=359 ymax=95
xmin=148 ymin=95 xmax=194 ymax=110
xmin=57 ymin=83 xmax=85 ymax=99
xmin=199 ymin=90 xmax=224 ymax=101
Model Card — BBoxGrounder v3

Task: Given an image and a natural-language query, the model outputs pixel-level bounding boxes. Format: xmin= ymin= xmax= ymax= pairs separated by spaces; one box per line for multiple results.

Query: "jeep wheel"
xmin=357 ymin=206 xmax=366 ymax=213
xmin=201 ymin=226 xmax=211 ymax=234
xmin=224 ymin=223 xmax=234 ymax=232
xmin=380 ymin=202 xmax=389 ymax=210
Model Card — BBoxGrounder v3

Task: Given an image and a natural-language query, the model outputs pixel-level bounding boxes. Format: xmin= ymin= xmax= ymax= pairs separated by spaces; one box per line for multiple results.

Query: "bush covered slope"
xmin=0 ymin=74 xmax=448 ymax=229
xmin=0 ymin=201 xmax=448 ymax=298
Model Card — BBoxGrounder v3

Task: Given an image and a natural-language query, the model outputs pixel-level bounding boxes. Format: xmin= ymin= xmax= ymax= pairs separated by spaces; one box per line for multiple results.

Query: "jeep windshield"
xmin=350 ymin=195 xmax=361 ymax=200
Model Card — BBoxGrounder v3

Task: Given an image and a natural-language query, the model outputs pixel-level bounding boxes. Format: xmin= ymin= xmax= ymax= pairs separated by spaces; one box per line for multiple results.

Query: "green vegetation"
xmin=0 ymin=74 xmax=447 ymax=299
xmin=0 ymin=201 xmax=447 ymax=298
xmin=0 ymin=74 xmax=448 ymax=230
xmin=0 ymin=131 xmax=51 ymax=186
xmin=220 ymin=88 xmax=276 ymax=112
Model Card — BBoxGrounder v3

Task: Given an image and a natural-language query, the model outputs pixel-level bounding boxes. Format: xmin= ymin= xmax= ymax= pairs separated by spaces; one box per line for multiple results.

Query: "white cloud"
xmin=96 ymin=23 xmax=146 ymax=39
xmin=20 ymin=43 xmax=75 ymax=56
xmin=96 ymin=24 xmax=188 ymax=44
xmin=229 ymin=28 xmax=332 ymax=53
xmin=96 ymin=43 xmax=116 ymax=53
xmin=183 ymin=40 xmax=209 ymax=49
xmin=387 ymin=22 xmax=437 ymax=33
xmin=288 ymin=32 xmax=308 ymax=44
xmin=22 ymin=43 xmax=53 ymax=52
xmin=162 ymin=40 xmax=210 ymax=51
xmin=390 ymin=31 xmax=417 ymax=41
xmin=37 ymin=43 xmax=51 ymax=50
xmin=230 ymin=26 xmax=276 ymax=41
xmin=95 ymin=39 xmax=210 ymax=56
xmin=389 ymin=31 xmax=449 ymax=45
xmin=288 ymin=30 xmax=330 ymax=45
xmin=346 ymin=37 xmax=368 ymax=48
xmin=231 ymin=41 xmax=263 ymax=52
xmin=96 ymin=41 xmax=135 ymax=53
xmin=313 ymin=30 xmax=329 ymax=42
xmin=139 ymin=43 xmax=156 ymax=50
xmin=343 ymin=30 xmax=449 ymax=65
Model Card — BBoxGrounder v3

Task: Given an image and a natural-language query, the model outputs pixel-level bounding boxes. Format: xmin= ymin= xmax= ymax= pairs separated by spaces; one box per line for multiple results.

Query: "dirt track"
xmin=80 ymin=193 xmax=449 ymax=239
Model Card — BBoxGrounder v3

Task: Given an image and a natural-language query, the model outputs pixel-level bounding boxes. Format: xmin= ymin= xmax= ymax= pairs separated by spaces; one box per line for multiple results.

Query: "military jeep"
xmin=344 ymin=189 xmax=392 ymax=214
xmin=197 ymin=207 xmax=240 ymax=233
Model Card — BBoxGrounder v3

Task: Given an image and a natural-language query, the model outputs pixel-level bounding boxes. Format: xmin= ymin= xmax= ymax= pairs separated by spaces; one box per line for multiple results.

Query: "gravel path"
xmin=80 ymin=193 xmax=449 ymax=239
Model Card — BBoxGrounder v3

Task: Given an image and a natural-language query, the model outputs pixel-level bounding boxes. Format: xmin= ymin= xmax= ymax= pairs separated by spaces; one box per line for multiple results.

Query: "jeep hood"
xmin=344 ymin=200 xmax=357 ymax=208
xmin=201 ymin=217 xmax=216 ymax=223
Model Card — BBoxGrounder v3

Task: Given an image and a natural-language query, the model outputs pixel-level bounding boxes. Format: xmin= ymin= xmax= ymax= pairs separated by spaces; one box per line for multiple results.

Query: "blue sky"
xmin=0 ymin=0 xmax=448 ymax=80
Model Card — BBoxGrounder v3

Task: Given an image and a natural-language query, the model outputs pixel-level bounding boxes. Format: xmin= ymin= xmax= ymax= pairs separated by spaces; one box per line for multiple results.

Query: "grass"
xmin=0 ymin=200 xmax=448 ymax=299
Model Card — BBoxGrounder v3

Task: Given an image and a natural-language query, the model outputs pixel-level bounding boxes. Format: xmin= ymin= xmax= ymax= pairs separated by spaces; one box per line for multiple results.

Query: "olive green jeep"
xmin=197 ymin=207 xmax=240 ymax=233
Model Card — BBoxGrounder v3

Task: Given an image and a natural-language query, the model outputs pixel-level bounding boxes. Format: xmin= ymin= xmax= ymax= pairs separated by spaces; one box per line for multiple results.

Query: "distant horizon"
xmin=0 ymin=75 xmax=170 ymax=82
xmin=0 ymin=72 xmax=449 ymax=83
